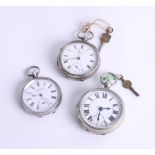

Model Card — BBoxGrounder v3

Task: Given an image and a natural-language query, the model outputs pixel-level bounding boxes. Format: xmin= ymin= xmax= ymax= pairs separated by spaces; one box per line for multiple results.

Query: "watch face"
xmin=77 ymin=88 xmax=124 ymax=134
xmin=22 ymin=77 xmax=62 ymax=116
xmin=58 ymin=40 xmax=100 ymax=80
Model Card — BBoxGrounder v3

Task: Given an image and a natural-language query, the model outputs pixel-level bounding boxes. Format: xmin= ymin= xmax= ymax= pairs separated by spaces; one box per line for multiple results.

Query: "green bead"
xmin=100 ymin=73 xmax=117 ymax=87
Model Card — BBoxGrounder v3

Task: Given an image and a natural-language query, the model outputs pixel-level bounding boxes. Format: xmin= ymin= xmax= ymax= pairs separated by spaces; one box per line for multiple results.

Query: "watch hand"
xmin=97 ymin=107 xmax=104 ymax=121
xmin=39 ymin=93 xmax=43 ymax=97
xmin=97 ymin=111 xmax=101 ymax=121
xmin=103 ymin=107 xmax=111 ymax=110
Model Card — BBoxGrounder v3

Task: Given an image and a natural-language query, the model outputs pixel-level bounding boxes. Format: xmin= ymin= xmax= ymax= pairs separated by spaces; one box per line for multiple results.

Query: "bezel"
xmin=57 ymin=40 xmax=100 ymax=81
xmin=22 ymin=77 xmax=62 ymax=117
xmin=77 ymin=88 xmax=125 ymax=135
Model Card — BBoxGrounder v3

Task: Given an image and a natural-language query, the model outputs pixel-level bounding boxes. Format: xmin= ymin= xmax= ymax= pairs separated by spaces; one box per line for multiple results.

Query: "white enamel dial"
xmin=59 ymin=41 xmax=99 ymax=76
xmin=77 ymin=88 xmax=124 ymax=134
xmin=22 ymin=77 xmax=62 ymax=116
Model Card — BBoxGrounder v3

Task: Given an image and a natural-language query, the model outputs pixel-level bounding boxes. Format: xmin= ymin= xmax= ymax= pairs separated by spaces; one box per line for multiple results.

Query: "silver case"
xmin=77 ymin=88 xmax=125 ymax=135
xmin=57 ymin=40 xmax=101 ymax=81
xmin=22 ymin=77 xmax=62 ymax=117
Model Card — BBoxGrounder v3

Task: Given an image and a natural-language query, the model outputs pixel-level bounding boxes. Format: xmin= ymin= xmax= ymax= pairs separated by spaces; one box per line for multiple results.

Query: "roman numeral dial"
xmin=22 ymin=78 xmax=61 ymax=116
xmin=59 ymin=41 xmax=99 ymax=76
xmin=78 ymin=89 xmax=124 ymax=131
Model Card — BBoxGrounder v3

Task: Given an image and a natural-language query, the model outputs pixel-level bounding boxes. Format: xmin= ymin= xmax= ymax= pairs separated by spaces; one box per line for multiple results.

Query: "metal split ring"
xmin=77 ymin=31 xmax=94 ymax=41
xmin=27 ymin=66 xmax=40 ymax=78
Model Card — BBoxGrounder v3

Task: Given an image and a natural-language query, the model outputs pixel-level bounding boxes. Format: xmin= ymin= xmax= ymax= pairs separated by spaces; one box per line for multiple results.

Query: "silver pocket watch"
xmin=77 ymin=72 xmax=139 ymax=135
xmin=22 ymin=66 xmax=62 ymax=117
xmin=57 ymin=19 xmax=113 ymax=81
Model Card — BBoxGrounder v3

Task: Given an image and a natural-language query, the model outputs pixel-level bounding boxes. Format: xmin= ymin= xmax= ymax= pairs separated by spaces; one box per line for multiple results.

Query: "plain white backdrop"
xmin=0 ymin=6 xmax=155 ymax=148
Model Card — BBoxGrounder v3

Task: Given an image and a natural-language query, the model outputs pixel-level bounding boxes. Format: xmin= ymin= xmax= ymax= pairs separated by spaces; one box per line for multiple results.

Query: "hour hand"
xmin=97 ymin=111 xmax=101 ymax=121
xmin=103 ymin=107 xmax=111 ymax=110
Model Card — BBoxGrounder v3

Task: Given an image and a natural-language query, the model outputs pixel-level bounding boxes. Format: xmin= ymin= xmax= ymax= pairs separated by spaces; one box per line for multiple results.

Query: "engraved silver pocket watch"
xmin=22 ymin=66 xmax=62 ymax=117
xmin=57 ymin=19 xmax=113 ymax=81
xmin=77 ymin=72 xmax=139 ymax=135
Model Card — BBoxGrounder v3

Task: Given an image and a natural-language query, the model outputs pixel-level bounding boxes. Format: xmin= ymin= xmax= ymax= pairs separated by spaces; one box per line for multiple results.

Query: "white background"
xmin=0 ymin=7 xmax=155 ymax=148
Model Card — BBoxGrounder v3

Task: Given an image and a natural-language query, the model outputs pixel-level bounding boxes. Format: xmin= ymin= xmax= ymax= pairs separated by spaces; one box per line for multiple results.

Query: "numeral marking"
xmin=102 ymin=93 xmax=107 ymax=98
xmin=84 ymin=104 xmax=89 ymax=108
xmin=113 ymin=104 xmax=118 ymax=107
xmin=48 ymin=84 xmax=52 ymax=88
xmin=26 ymin=98 xmax=32 ymax=101
xmin=63 ymin=60 xmax=68 ymax=63
xmin=109 ymin=97 xmax=113 ymax=101
xmin=51 ymin=96 xmax=56 ymax=99
xmin=63 ymin=55 xmax=68 ymax=57
xmin=109 ymin=115 xmax=115 ymax=122
xmin=88 ymin=116 xmax=92 ymax=121
xmin=30 ymin=102 xmax=34 ymax=107
xmin=51 ymin=90 xmax=56 ymax=93
xmin=90 ymin=54 xmax=95 ymax=56
xmin=95 ymin=93 xmax=99 ymax=98
xmin=87 ymin=65 xmax=91 ymax=69
xmin=67 ymin=65 xmax=71 ymax=69
xmin=113 ymin=110 xmax=118 ymax=114
xmin=90 ymin=60 xmax=94 ymax=63
xmin=88 ymin=97 xmax=93 ymax=101
xmin=30 ymin=86 xmax=35 ymax=89
xmin=84 ymin=110 xmax=89 ymax=116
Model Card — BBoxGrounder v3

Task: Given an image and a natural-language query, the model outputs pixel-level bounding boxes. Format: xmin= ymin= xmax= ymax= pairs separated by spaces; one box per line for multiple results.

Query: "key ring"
xmin=77 ymin=19 xmax=113 ymax=41
xmin=27 ymin=66 xmax=40 ymax=78
xmin=77 ymin=30 xmax=94 ymax=41
xmin=87 ymin=19 xmax=113 ymax=33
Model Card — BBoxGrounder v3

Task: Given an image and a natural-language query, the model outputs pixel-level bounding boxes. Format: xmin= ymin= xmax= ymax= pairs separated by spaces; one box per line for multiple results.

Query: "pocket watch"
xmin=22 ymin=66 xmax=62 ymax=117
xmin=57 ymin=19 xmax=113 ymax=81
xmin=77 ymin=72 xmax=139 ymax=135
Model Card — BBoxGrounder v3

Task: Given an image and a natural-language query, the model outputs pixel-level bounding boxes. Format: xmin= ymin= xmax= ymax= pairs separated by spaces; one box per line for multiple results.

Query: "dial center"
xmin=39 ymin=93 xmax=43 ymax=97
xmin=98 ymin=106 xmax=103 ymax=111
xmin=77 ymin=56 xmax=80 ymax=60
